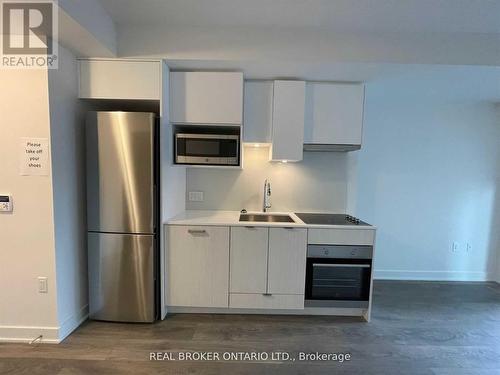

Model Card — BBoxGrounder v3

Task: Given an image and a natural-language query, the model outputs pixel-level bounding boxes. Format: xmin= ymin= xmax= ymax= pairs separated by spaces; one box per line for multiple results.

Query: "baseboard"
xmin=168 ymin=306 xmax=366 ymax=317
xmin=374 ymin=270 xmax=493 ymax=281
xmin=0 ymin=304 xmax=89 ymax=344
xmin=58 ymin=304 xmax=89 ymax=342
xmin=0 ymin=325 xmax=60 ymax=344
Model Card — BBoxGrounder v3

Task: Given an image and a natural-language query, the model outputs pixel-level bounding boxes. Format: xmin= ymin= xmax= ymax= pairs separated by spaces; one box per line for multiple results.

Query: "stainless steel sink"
xmin=239 ymin=213 xmax=295 ymax=223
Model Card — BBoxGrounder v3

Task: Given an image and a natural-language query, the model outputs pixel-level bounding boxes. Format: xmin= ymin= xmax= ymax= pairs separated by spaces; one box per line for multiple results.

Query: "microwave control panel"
xmin=0 ymin=195 xmax=13 ymax=212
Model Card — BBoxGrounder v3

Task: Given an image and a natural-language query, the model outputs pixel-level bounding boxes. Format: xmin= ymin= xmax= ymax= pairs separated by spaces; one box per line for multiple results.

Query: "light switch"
xmin=188 ymin=191 xmax=204 ymax=202
xmin=38 ymin=277 xmax=48 ymax=293
xmin=0 ymin=195 xmax=12 ymax=212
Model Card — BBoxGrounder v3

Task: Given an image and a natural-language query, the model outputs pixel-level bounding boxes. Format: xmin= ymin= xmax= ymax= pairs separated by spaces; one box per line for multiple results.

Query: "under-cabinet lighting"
xmin=243 ymin=142 xmax=271 ymax=148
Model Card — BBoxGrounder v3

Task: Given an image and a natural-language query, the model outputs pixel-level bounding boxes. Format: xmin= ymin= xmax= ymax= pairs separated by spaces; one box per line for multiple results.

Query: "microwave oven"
xmin=175 ymin=133 xmax=240 ymax=166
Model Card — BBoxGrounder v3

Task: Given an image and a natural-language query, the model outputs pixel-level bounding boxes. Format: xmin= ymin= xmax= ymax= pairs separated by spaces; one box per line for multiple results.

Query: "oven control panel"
xmin=307 ymin=245 xmax=372 ymax=259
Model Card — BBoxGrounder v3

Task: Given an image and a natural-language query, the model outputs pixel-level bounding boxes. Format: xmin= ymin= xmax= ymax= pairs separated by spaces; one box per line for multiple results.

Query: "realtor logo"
xmin=1 ymin=0 xmax=58 ymax=68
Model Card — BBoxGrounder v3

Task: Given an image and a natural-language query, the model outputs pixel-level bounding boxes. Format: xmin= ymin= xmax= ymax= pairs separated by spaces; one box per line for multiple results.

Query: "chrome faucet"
xmin=263 ymin=179 xmax=271 ymax=212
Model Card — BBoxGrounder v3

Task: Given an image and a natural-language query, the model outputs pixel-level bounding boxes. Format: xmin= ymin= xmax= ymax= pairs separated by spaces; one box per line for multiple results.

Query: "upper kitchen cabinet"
xmin=243 ymin=81 xmax=273 ymax=144
xmin=170 ymin=72 xmax=243 ymax=125
xmin=78 ymin=59 xmax=162 ymax=100
xmin=270 ymin=80 xmax=306 ymax=161
xmin=304 ymin=82 xmax=365 ymax=151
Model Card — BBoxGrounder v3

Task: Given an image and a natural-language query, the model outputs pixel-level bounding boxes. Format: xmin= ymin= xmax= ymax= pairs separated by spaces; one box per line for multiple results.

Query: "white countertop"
xmin=165 ymin=210 xmax=375 ymax=230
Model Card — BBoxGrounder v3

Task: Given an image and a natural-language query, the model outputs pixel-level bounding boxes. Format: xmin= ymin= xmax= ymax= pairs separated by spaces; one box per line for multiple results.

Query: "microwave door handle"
xmin=175 ymin=133 xmax=239 ymax=140
xmin=312 ymin=263 xmax=371 ymax=268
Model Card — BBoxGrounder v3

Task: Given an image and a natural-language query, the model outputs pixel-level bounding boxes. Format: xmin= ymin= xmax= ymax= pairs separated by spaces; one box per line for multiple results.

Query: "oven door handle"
xmin=313 ymin=263 xmax=371 ymax=268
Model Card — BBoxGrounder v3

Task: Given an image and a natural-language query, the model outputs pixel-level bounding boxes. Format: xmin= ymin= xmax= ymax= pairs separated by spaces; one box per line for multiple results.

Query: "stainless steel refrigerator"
xmin=86 ymin=111 xmax=158 ymax=323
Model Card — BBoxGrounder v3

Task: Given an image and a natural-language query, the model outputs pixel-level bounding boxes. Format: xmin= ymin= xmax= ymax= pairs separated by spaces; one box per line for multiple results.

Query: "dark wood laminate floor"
xmin=1 ymin=281 xmax=500 ymax=375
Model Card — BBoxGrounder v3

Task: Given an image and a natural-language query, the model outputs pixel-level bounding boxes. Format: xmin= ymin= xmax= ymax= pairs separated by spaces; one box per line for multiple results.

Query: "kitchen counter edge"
xmin=164 ymin=210 xmax=376 ymax=230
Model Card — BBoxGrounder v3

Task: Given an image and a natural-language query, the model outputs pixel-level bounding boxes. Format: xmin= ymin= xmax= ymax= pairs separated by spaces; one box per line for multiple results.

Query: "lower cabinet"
xmin=166 ymin=224 xmax=307 ymax=311
xmin=166 ymin=225 xmax=230 ymax=308
xmin=230 ymin=227 xmax=268 ymax=294
xmin=229 ymin=226 xmax=307 ymax=309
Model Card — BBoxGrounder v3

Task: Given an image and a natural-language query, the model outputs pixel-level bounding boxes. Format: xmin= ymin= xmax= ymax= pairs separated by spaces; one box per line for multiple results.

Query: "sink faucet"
xmin=263 ymin=179 xmax=271 ymax=212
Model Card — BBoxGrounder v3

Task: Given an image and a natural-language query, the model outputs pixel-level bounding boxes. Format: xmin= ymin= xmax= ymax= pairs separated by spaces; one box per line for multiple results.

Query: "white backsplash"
xmin=186 ymin=145 xmax=349 ymax=212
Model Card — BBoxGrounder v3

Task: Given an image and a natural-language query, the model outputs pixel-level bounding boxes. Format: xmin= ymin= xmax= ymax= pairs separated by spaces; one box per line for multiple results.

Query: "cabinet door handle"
xmin=188 ymin=229 xmax=207 ymax=235
xmin=262 ymin=293 xmax=273 ymax=296
xmin=244 ymin=226 xmax=256 ymax=229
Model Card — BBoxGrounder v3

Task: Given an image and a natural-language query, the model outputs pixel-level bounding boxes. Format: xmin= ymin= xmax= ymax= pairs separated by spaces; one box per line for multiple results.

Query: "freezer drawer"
xmin=86 ymin=111 xmax=155 ymax=234
xmin=88 ymin=232 xmax=155 ymax=322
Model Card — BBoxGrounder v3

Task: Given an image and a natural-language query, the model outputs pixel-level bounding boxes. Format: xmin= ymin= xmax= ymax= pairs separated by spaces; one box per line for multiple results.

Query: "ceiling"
xmin=100 ymin=0 xmax=500 ymax=34
xmin=97 ymin=0 xmax=500 ymax=101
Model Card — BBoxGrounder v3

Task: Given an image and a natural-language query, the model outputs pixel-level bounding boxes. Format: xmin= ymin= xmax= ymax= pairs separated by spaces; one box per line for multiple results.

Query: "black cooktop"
xmin=294 ymin=213 xmax=370 ymax=226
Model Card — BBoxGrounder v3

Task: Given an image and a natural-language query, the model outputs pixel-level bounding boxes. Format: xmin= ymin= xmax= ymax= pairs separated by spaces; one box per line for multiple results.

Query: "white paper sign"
xmin=20 ymin=138 xmax=50 ymax=176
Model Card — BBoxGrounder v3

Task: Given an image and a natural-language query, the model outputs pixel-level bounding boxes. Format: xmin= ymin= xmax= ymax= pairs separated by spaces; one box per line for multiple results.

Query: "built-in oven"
xmin=305 ymin=245 xmax=372 ymax=308
xmin=175 ymin=130 xmax=240 ymax=166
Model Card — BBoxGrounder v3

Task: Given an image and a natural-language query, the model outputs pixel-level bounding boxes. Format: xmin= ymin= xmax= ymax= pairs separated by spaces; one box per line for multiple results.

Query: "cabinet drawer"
xmin=230 ymin=293 xmax=304 ymax=310
xmin=308 ymin=229 xmax=375 ymax=245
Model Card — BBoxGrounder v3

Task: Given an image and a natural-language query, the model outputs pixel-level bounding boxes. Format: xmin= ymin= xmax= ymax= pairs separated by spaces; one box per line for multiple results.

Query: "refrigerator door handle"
xmin=153 ymin=183 xmax=157 ymax=231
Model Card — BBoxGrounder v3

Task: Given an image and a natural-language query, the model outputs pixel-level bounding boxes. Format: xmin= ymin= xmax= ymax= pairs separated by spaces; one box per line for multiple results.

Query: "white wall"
xmin=354 ymin=83 xmax=500 ymax=281
xmin=0 ymin=68 xmax=59 ymax=342
xmin=58 ymin=0 xmax=117 ymax=57
xmin=186 ymin=146 xmax=348 ymax=212
xmin=496 ymin=104 xmax=500 ymax=284
xmin=0 ymin=44 xmax=90 ymax=343
xmin=160 ymin=63 xmax=186 ymax=317
xmin=48 ymin=44 xmax=89 ymax=340
xmin=160 ymin=64 xmax=186 ymax=221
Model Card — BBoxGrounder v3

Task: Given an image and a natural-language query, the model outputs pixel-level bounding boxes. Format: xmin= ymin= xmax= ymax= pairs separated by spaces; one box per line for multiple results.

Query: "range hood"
xmin=303 ymin=143 xmax=361 ymax=152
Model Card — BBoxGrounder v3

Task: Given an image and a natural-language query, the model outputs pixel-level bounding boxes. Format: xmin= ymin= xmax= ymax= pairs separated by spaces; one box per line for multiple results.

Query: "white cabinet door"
xmin=268 ymin=228 xmax=307 ymax=295
xmin=230 ymin=227 xmax=268 ymax=293
xmin=270 ymin=80 xmax=305 ymax=161
xmin=304 ymin=82 xmax=364 ymax=146
xmin=170 ymin=72 xmax=243 ymax=124
xmin=243 ymin=81 xmax=273 ymax=143
xmin=166 ymin=225 xmax=230 ymax=307
xmin=78 ymin=59 xmax=161 ymax=100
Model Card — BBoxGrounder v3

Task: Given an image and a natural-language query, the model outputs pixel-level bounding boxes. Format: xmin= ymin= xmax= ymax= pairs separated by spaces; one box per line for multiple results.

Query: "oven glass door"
xmin=306 ymin=259 xmax=371 ymax=301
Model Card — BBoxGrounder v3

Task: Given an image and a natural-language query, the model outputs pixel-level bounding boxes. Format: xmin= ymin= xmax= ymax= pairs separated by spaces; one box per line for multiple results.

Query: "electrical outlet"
xmin=38 ymin=277 xmax=48 ymax=293
xmin=188 ymin=191 xmax=204 ymax=202
xmin=452 ymin=242 xmax=460 ymax=253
